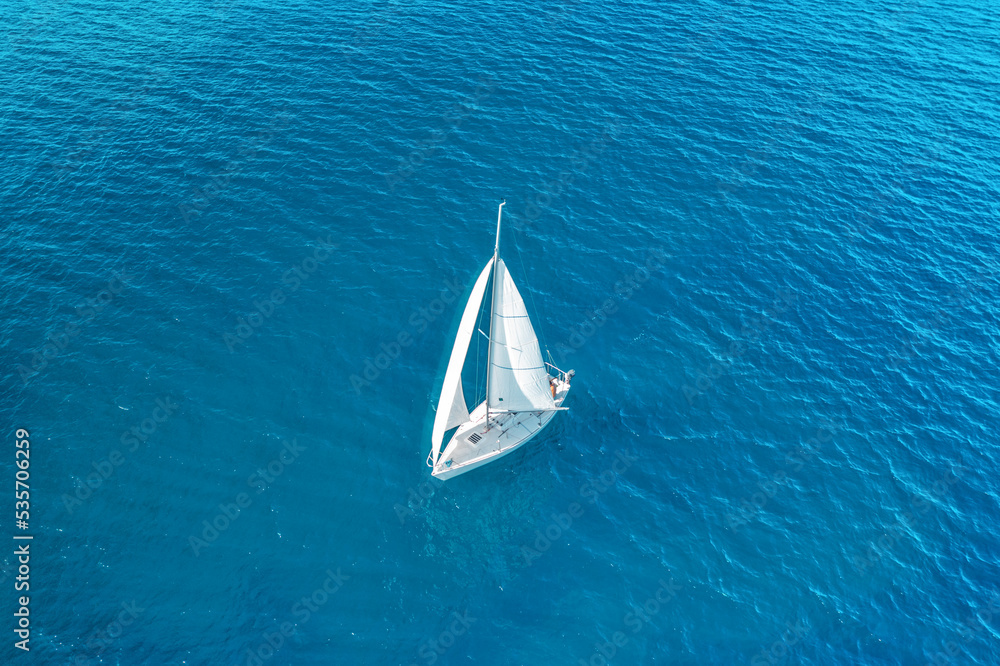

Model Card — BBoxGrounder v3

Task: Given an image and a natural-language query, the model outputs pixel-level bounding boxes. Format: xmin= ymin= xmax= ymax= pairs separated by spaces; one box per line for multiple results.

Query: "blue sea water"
xmin=2 ymin=0 xmax=999 ymax=663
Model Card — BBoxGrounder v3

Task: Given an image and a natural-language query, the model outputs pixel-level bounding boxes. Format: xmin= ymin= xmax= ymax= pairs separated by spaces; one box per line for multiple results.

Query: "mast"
xmin=485 ymin=199 xmax=504 ymax=427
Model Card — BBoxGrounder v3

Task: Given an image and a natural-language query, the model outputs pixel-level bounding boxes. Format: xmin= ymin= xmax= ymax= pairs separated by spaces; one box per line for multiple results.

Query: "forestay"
xmin=487 ymin=258 xmax=556 ymax=413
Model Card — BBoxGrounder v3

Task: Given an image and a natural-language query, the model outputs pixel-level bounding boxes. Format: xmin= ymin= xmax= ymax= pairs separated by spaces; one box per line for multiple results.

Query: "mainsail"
xmin=430 ymin=257 xmax=495 ymax=464
xmin=487 ymin=258 xmax=556 ymax=413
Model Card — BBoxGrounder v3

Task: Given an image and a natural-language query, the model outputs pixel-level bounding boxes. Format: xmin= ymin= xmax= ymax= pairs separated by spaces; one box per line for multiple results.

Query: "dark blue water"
xmin=2 ymin=0 xmax=999 ymax=663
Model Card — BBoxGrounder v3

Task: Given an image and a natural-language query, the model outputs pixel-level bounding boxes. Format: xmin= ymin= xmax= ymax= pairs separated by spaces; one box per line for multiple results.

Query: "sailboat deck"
xmin=432 ymin=379 xmax=570 ymax=479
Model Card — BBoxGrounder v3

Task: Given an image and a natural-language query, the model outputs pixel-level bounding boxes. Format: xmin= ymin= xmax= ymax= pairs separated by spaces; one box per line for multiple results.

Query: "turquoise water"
xmin=2 ymin=0 xmax=999 ymax=663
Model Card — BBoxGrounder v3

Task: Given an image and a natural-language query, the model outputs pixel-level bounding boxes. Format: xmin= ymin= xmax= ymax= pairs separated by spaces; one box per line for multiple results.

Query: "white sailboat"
xmin=428 ymin=200 xmax=574 ymax=480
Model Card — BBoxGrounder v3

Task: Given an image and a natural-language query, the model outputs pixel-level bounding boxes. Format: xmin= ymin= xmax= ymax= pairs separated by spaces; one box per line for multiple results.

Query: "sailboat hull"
xmin=431 ymin=378 xmax=571 ymax=480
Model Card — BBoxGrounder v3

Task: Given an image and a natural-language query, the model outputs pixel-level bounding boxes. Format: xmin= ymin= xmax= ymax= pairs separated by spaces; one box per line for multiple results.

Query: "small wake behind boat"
xmin=428 ymin=200 xmax=574 ymax=480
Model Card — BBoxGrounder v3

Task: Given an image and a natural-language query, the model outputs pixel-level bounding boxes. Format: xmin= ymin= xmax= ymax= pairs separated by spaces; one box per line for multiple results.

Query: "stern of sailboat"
xmin=430 ymin=368 xmax=575 ymax=479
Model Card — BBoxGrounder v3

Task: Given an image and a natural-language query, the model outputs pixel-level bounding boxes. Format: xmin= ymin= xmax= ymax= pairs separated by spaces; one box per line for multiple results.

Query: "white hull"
xmin=431 ymin=376 xmax=571 ymax=480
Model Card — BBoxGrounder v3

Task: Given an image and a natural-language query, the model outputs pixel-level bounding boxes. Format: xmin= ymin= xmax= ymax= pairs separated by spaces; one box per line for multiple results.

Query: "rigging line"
xmin=480 ymin=267 xmax=498 ymax=406
xmin=474 ymin=271 xmax=489 ymax=407
xmin=475 ymin=293 xmax=481 ymax=407
xmin=510 ymin=222 xmax=549 ymax=356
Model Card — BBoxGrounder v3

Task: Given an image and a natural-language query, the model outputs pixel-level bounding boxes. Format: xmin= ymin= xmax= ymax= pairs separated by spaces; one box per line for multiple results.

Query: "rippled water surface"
xmin=1 ymin=0 xmax=999 ymax=664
